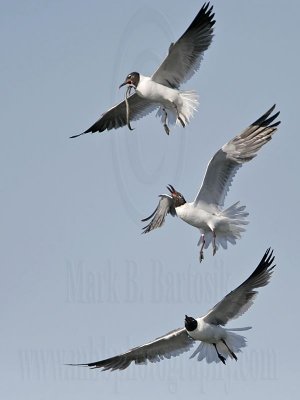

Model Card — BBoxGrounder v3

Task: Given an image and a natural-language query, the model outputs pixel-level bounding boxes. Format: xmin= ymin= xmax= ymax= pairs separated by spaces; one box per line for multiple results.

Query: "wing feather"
xmin=151 ymin=3 xmax=215 ymax=88
xmin=142 ymin=194 xmax=175 ymax=234
xmin=70 ymin=93 xmax=157 ymax=138
xmin=68 ymin=328 xmax=194 ymax=372
xmin=203 ymin=248 xmax=275 ymax=326
xmin=194 ymin=105 xmax=280 ymax=210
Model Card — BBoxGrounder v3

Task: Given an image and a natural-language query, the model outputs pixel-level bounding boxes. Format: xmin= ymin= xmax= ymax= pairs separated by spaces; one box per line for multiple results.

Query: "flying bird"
xmin=67 ymin=249 xmax=275 ymax=370
xmin=70 ymin=3 xmax=215 ymax=138
xmin=142 ymin=105 xmax=280 ymax=262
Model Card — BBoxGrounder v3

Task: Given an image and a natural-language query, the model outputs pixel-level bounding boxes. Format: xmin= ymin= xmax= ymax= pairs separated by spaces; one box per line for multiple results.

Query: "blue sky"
xmin=1 ymin=1 xmax=299 ymax=399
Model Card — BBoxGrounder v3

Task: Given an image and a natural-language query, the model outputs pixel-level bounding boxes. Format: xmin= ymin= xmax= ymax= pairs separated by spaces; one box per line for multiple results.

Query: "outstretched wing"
xmin=70 ymin=93 xmax=157 ymax=138
xmin=68 ymin=328 xmax=194 ymax=372
xmin=194 ymin=105 xmax=280 ymax=211
xmin=203 ymin=248 xmax=275 ymax=326
xmin=142 ymin=194 xmax=176 ymax=234
xmin=151 ymin=3 xmax=215 ymax=89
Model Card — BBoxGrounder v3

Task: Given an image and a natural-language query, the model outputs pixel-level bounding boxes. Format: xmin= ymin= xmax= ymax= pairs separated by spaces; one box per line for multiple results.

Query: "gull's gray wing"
xmin=203 ymin=248 xmax=275 ymax=326
xmin=151 ymin=3 xmax=215 ymax=89
xmin=70 ymin=93 xmax=157 ymax=138
xmin=68 ymin=328 xmax=194 ymax=371
xmin=194 ymin=105 xmax=280 ymax=211
xmin=142 ymin=194 xmax=175 ymax=234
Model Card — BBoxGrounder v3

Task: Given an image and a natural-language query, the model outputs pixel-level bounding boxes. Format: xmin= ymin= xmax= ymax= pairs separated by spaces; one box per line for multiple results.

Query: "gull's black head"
xmin=167 ymin=184 xmax=186 ymax=208
xmin=119 ymin=72 xmax=140 ymax=89
xmin=185 ymin=315 xmax=197 ymax=332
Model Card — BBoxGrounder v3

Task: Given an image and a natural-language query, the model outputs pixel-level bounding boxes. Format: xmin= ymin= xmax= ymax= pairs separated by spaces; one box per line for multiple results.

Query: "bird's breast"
xmin=136 ymin=79 xmax=179 ymax=105
xmin=176 ymin=203 xmax=212 ymax=230
xmin=188 ymin=320 xmax=225 ymax=343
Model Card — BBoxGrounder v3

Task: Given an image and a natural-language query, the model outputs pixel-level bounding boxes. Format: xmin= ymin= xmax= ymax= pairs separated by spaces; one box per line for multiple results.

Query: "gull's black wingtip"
xmin=259 ymin=247 xmax=276 ymax=272
xmin=250 ymin=104 xmax=281 ymax=129
xmin=69 ymin=131 xmax=87 ymax=139
xmin=65 ymin=363 xmax=90 ymax=367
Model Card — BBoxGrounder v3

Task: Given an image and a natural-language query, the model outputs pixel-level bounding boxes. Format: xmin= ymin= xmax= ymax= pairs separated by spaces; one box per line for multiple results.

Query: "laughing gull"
xmin=70 ymin=3 xmax=215 ymax=138
xmin=142 ymin=105 xmax=280 ymax=262
xmin=68 ymin=249 xmax=275 ymax=370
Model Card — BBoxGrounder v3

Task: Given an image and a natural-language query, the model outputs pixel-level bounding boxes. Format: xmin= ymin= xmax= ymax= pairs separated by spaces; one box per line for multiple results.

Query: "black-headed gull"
xmin=71 ymin=3 xmax=215 ymax=138
xmin=68 ymin=249 xmax=275 ymax=370
xmin=142 ymin=106 xmax=280 ymax=262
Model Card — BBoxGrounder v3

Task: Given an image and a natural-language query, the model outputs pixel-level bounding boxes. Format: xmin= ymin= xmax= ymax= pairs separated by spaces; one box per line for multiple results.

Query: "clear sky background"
xmin=1 ymin=0 xmax=299 ymax=399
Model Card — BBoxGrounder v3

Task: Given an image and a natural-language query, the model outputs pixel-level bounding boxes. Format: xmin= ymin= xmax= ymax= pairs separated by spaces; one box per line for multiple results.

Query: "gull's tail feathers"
xmin=190 ymin=332 xmax=247 ymax=364
xmin=226 ymin=327 xmax=252 ymax=332
xmin=203 ymin=202 xmax=249 ymax=251
xmin=177 ymin=90 xmax=199 ymax=125
xmin=156 ymin=90 xmax=199 ymax=127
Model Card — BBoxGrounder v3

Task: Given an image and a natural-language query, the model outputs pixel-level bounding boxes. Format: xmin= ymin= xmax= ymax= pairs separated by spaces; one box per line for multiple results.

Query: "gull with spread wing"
xmin=71 ymin=3 xmax=215 ymax=138
xmin=67 ymin=249 xmax=275 ymax=370
xmin=142 ymin=105 xmax=280 ymax=262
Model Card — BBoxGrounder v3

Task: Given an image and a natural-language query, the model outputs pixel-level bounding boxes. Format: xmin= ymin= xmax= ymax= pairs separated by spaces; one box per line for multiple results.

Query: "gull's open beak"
xmin=167 ymin=184 xmax=176 ymax=194
xmin=119 ymin=80 xmax=130 ymax=89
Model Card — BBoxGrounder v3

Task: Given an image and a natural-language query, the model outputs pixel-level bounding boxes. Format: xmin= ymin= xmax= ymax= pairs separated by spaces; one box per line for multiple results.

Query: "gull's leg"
xmin=162 ymin=108 xmax=170 ymax=135
xmin=213 ymin=343 xmax=226 ymax=365
xmin=172 ymin=102 xmax=185 ymax=127
xmin=198 ymin=233 xmax=205 ymax=263
xmin=221 ymin=339 xmax=238 ymax=361
xmin=212 ymin=230 xmax=217 ymax=256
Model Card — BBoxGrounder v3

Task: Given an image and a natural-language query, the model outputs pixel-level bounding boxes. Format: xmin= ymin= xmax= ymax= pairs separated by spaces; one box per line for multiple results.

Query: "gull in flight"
xmin=67 ymin=249 xmax=275 ymax=370
xmin=142 ymin=105 xmax=280 ymax=262
xmin=70 ymin=3 xmax=215 ymax=138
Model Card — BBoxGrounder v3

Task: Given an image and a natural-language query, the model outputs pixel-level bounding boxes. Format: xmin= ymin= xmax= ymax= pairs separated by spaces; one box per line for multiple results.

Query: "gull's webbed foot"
xmin=212 ymin=231 xmax=217 ymax=256
xmin=198 ymin=233 xmax=205 ymax=263
xmin=162 ymin=108 xmax=170 ymax=135
xmin=222 ymin=339 xmax=238 ymax=361
xmin=199 ymin=250 xmax=204 ymax=263
xmin=213 ymin=343 xmax=226 ymax=365
xmin=219 ymin=354 xmax=226 ymax=365
xmin=172 ymin=102 xmax=185 ymax=128
xmin=178 ymin=116 xmax=185 ymax=128
xmin=163 ymin=123 xmax=170 ymax=135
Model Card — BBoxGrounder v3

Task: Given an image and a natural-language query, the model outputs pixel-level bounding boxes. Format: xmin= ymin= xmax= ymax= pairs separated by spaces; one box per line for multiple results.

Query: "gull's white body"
xmin=189 ymin=318 xmax=226 ymax=342
xmin=136 ymin=76 xmax=179 ymax=104
xmin=176 ymin=203 xmax=222 ymax=231
xmin=136 ymin=75 xmax=198 ymax=126
xmin=175 ymin=201 xmax=247 ymax=249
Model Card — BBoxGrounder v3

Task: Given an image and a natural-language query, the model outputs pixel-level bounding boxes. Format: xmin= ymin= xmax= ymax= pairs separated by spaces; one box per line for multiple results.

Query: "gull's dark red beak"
xmin=119 ymin=80 xmax=130 ymax=89
xmin=167 ymin=184 xmax=176 ymax=195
